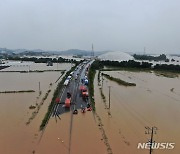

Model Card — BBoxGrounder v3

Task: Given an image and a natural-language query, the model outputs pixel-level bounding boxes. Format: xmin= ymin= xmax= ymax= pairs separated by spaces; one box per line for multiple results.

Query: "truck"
xmin=65 ymin=92 xmax=71 ymax=108
xmin=79 ymin=85 xmax=88 ymax=99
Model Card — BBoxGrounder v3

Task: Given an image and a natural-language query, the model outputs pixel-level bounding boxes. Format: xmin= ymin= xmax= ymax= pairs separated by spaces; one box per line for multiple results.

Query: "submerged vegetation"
xmin=26 ymin=89 xmax=52 ymax=125
xmin=42 ymin=90 xmax=51 ymax=101
xmin=102 ymin=73 xmax=136 ymax=86
xmin=133 ymin=54 xmax=168 ymax=61
xmin=99 ymin=87 xmax=106 ymax=102
xmin=154 ymin=71 xmax=179 ymax=78
xmin=97 ymin=70 xmax=101 ymax=86
xmin=170 ymin=88 xmax=174 ymax=92
xmin=0 ymin=90 xmax=35 ymax=94
xmin=29 ymin=105 xmax=36 ymax=109
xmin=99 ymin=87 xmax=109 ymax=110
xmin=88 ymin=60 xmax=103 ymax=111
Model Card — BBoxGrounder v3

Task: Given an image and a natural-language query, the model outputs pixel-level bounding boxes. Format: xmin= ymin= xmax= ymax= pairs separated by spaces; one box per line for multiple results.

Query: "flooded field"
xmin=0 ymin=62 xmax=71 ymax=154
xmin=94 ymin=70 xmax=180 ymax=154
xmin=0 ymin=61 xmax=69 ymax=72
xmin=1 ymin=61 xmax=180 ymax=154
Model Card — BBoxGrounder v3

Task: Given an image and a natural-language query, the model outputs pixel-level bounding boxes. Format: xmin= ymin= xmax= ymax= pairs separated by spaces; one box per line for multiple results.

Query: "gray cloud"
xmin=0 ymin=0 xmax=180 ymax=53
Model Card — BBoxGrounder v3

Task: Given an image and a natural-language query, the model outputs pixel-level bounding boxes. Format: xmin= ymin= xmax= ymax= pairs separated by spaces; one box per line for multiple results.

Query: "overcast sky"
xmin=0 ymin=0 xmax=180 ymax=54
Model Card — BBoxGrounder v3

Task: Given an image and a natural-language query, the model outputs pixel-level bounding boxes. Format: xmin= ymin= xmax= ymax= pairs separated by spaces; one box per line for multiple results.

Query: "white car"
xmin=64 ymin=80 xmax=69 ymax=86
xmin=84 ymin=75 xmax=88 ymax=79
xmin=67 ymin=76 xmax=72 ymax=80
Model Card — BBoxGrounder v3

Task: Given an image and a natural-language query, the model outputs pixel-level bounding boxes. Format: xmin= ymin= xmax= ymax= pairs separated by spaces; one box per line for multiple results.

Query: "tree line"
xmin=133 ymin=54 xmax=168 ymax=61
xmin=101 ymin=60 xmax=153 ymax=69
xmin=93 ymin=60 xmax=180 ymax=73
xmin=6 ymin=56 xmax=78 ymax=64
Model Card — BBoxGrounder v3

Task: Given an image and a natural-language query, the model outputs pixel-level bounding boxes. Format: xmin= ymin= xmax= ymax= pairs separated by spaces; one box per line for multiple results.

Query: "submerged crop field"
xmin=0 ymin=62 xmax=72 ymax=154
xmin=1 ymin=58 xmax=180 ymax=154
xmin=93 ymin=69 xmax=180 ymax=154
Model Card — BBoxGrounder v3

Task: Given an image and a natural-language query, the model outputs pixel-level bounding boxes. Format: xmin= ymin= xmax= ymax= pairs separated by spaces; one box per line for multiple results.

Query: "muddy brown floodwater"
xmin=94 ymin=70 xmax=180 ymax=154
xmin=1 ymin=62 xmax=180 ymax=154
xmin=0 ymin=62 xmax=71 ymax=154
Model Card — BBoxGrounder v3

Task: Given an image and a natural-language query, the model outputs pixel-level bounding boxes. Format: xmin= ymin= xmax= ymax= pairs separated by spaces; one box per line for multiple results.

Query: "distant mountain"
xmin=0 ymin=47 xmax=107 ymax=57
xmin=0 ymin=48 xmax=50 ymax=57
xmin=59 ymin=49 xmax=90 ymax=56
xmin=0 ymin=48 xmax=15 ymax=56
xmin=12 ymin=49 xmax=28 ymax=53
xmin=13 ymin=48 xmax=49 ymax=54
xmin=18 ymin=51 xmax=50 ymax=56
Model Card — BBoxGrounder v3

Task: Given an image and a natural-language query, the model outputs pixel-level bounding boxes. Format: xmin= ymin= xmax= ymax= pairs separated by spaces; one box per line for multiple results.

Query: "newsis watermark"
xmin=138 ymin=126 xmax=175 ymax=151
xmin=137 ymin=142 xmax=175 ymax=150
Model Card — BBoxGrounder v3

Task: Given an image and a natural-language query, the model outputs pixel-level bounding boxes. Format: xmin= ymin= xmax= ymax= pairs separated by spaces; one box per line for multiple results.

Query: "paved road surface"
xmin=52 ymin=60 xmax=91 ymax=117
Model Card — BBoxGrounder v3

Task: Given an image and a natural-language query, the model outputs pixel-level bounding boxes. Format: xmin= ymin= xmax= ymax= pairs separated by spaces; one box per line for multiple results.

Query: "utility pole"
xmin=39 ymin=82 xmax=41 ymax=95
xmin=108 ymin=86 xmax=111 ymax=109
xmin=101 ymin=74 xmax=104 ymax=88
xmin=150 ymin=127 xmax=154 ymax=154
xmin=145 ymin=126 xmax=158 ymax=154
xmin=92 ymin=44 xmax=94 ymax=58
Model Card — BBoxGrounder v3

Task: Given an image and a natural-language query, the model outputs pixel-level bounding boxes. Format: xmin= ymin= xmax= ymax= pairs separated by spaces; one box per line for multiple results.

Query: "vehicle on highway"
xmin=70 ymin=72 xmax=74 ymax=75
xmin=67 ymin=75 xmax=72 ymax=80
xmin=64 ymin=79 xmax=69 ymax=86
xmin=65 ymin=92 xmax=71 ymax=108
xmin=84 ymin=79 xmax=88 ymax=85
xmin=79 ymin=85 xmax=89 ymax=100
